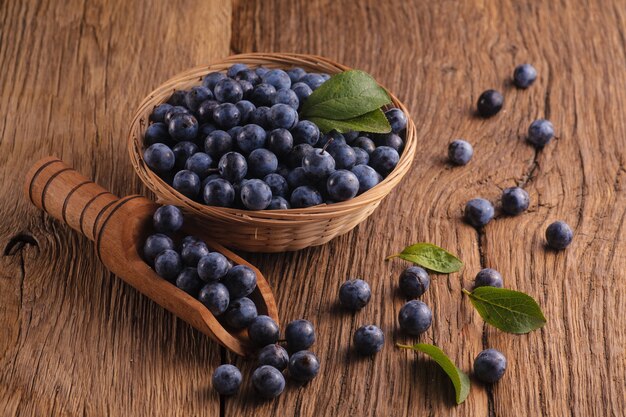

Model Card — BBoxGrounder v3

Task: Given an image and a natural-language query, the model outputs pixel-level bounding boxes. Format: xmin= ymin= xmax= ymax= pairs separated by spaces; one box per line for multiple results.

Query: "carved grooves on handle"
xmin=25 ymin=157 xmax=119 ymax=241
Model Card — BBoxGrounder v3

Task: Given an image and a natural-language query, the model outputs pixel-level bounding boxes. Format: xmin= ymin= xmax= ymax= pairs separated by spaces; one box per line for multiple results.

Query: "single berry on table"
xmin=464 ymin=198 xmax=495 ymax=228
xmin=369 ymin=146 xmax=400 ymax=176
xmin=327 ymin=169 xmax=359 ymax=201
xmin=477 ymin=89 xmax=504 ymax=118
xmin=288 ymin=351 xmax=320 ymax=383
xmin=399 ymin=266 xmax=430 ymax=298
xmin=181 ymin=240 xmax=210 ymax=266
xmin=199 ymin=282 xmax=230 ymax=316
xmin=398 ymin=300 xmax=432 ymax=335
xmin=285 ymin=319 xmax=316 ymax=351
xmin=473 ymin=348 xmax=507 ymax=383
xmin=290 ymin=185 xmax=323 ymax=208
xmin=213 ymin=78 xmax=244 ymax=103
xmin=218 ymin=152 xmax=248 ymax=183
xmin=144 ymin=143 xmax=175 ymax=173
xmin=197 ymin=252 xmax=231 ymax=281
xmin=545 ymin=220 xmax=573 ymax=250
xmin=204 ymin=130 xmax=233 ymax=158
xmin=184 ymin=152 xmax=213 ymax=179
xmin=353 ymin=325 xmax=385 ymax=355
xmin=501 ymin=187 xmax=530 ymax=215
xmin=224 ymin=297 xmax=258 ymax=329
xmin=474 ymin=268 xmax=503 ymax=288
xmin=448 ymin=139 xmax=473 ymax=165
xmin=513 ymin=63 xmax=537 ymax=89
xmin=351 ymin=164 xmax=380 ymax=194
xmin=247 ymin=148 xmax=278 ymax=178
xmin=252 ymin=365 xmax=286 ymax=399
xmin=224 ymin=264 xmax=257 ymax=298
xmin=143 ymin=233 xmax=174 ymax=263
xmin=212 ymin=364 xmax=242 ymax=396
xmin=172 ymin=169 xmax=201 ymax=198
xmin=527 ymin=119 xmax=554 ymax=148
xmin=175 ymin=267 xmax=204 ymax=295
xmin=248 ymin=315 xmax=280 ymax=347
xmin=257 ymin=344 xmax=289 ymax=371
xmin=339 ymin=278 xmax=371 ymax=310
xmin=154 ymin=249 xmax=183 ymax=281
xmin=203 ymin=178 xmax=235 ymax=207
xmin=240 ymin=179 xmax=272 ymax=210
xmin=153 ymin=205 xmax=183 ymax=234
xmin=385 ymin=108 xmax=408 ymax=133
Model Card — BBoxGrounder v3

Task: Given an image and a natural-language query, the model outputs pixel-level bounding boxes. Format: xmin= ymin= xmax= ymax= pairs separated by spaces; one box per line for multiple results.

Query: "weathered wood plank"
xmin=0 ymin=0 xmax=230 ymax=416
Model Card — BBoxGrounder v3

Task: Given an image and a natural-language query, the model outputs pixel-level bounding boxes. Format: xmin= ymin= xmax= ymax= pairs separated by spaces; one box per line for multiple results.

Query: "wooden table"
xmin=1 ymin=1 xmax=624 ymax=416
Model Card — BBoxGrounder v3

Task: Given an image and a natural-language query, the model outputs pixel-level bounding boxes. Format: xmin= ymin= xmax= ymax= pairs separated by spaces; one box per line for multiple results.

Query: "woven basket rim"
xmin=128 ymin=53 xmax=416 ymax=223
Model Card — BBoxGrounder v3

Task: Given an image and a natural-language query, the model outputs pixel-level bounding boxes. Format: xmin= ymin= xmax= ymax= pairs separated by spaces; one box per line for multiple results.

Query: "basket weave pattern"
xmin=128 ymin=53 xmax=416 ymax=252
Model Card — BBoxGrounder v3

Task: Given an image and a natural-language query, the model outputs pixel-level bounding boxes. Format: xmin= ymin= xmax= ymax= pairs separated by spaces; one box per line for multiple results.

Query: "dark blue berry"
xmin=268 ymin=103 xmax=298 ymax=129
xmin=212 ymin=364 xmax=242 ymax=395
xmin=513 ymin=64 xmax=537 ymax=89
xmin=353 ymin=147 xmax=369 ymax=165
xmin=287 ymin=67 xmax=307 ymax=83
xmin=267 ymin=196 xmax=290 ymax=209
xmin=353 ymin=325 xmax=384 ymax=355
xmin=252 ymin=365 xmax=285 ymax=399
xmin=369 ymin=146 xmax=399 ymax=176
xmin=203 ymin=178 xmax=235 ymax=207
xmin=474 ymin=349 xmax=507 ymax=383
xmin=327 ymin=170 xmax=359 ymax=201
xmin=272 ymin=88 xmax=299 ymax=110
xmin=199 ymin=282 xmax=230 ymax=316
xmin=287 ymin=143 xmax=314 ymax=168
xmin=248 ymin=105 xmax=271 ymax=128
xmin=291 ymin=82 xmax=313 ymax=103
xmin=267 ymin=128 xmax=293 ymax=155
xmin=154 ymin=249 xmax=183 ymax=281
xmin=527 ymin=119 xmax=554 ymax=148
xmin=144 ymin=122 xmax=170 ymax=145
xmin=286 ymin=167 xmax=313 ymax=188
xmin=153 ymin=205 xmax=183 ymax=234
xmin=399 ymin=266 xmax=430 ymax=298
xmin=204 ymin=130 xmax=233 ymax=158
xmin=448 ymin=139 xmax=473 ymax=165
xmin=198 ymin=252 xmax=231 ymax=281
xmin=184 ymin=152 xmax=213 ymax=179
xmin=474 ymin=268 xmax=503 ymax=288
xmin=477 ymin=89 xmax=504 ymax=117
xmin=261 ymin=69 xmax=291 ymax=90
xmin=545 ymin=221 xmax=573 ymax=250
xmin=238 ymin=79 xmax=254 ymax=98
xmin=398 ymin=300 xmax=432 ymax=335
xmin=290 ymin=186 xmax=322 ymax=208
xmin=168 ymin=113 xmax=198 ymax=142
xmin=375 ymin=133 xmax=404 ymax=153
xmin=202 ymin=72 xmax=226 ymax=90
xmin=240 ymin=179 xmax=272 ymax=210
xmin=144 ymin=143 xmax=175 ymax=173
xmin=150 ymin=103 xmax=174 ymax=123
xmin=318 ymin=131 xmax=345 ymax=148
xmin=300 ymin=73 xmax=325 ymax=90
xmin=185 ymin=86 xmax=213 ymax=112
xmin=343 ymin=130 xmax=360 ymax=144
xmin=164 ymin=105 xmax=189 ymax=125
xmin=234 ymin=68 xmax=260 ymax=85
xmin=172 ymin=170 xmax=201 ymax=198
xmin=464 ymin=198 xmax=495 ymax=228
xmin=224 ymin=297 xmax=258 ymax=329
xmin=255 ymin=67 xmax=269 ymax=77
xmin=224 ymin=264 xmax=257 ymax=298
xmin=303 ymin=149 xmax=336 ymax=179
xmin=339 ymin=279 xmax=371 ymax=310
xmin=167 ymin=90 xmax=187 ymax=106
xmin=198 ymin=122 xmax=217 ymax=137
xmin=351 ymin=164 xmax=380 ymax=194
xmin=257 ymin=344 xmax=289 ymax=371
xmin=197 ymin=100 xmax=220 ymax=123
xmin=235 ymin=100 xmax=256 ymax=123
xmin=385 ymin=108 xmax=408 ymax=133
xmin=263 ymin=173 xmax=289 ymax=198
xmin=172 ymin=141 xmax=198 ymax=169
xmin=250 ymin=83 xmax=276 ymax=107
xmin=180 ymin=235 xmax=200 ymax=251
xmin=176 ymin=267 xmax=203 ymax=295
xmin=212 ymin=103 xmax=241 ymax=129
xmin=288 ymin=351 xmax=320 ymax=382
xmin=291 ymin=120 xmax=320 ymax=146
xmin=218 ymin=152 xmax=248 ymax=183
xmin=143 ymin=233 xmax=174 ymax=263
xmin=248 ymin=315 xmax=280 ymax=347
xmin=227 ymin=63 xmax=248 ymax=78
xmin=214 ymin=78 xmax=244 ymax=103
xmin=285 ymin=319 xmax=315 ymax=351
xmin=247 ymin=149 xmax=278 ymax=178
xmin=501 ymin=187 xmax=530 ymax=215
xmin=353 ymin=136 xmax=376 ymax=154
xmin=180 ymin=240 xmax=210 ymax=266
xmin=236 ymin=124 xmax=267 ymax=155
xmin=328 ymin=144 xmax=357 ymax=170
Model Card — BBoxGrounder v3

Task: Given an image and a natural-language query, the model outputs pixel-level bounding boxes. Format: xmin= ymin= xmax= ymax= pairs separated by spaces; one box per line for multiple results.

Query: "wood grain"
xmin=1 ymin=0 xmax=625 ymax=416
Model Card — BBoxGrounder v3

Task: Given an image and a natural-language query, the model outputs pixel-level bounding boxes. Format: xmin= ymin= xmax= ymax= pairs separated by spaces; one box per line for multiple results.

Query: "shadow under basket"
xmin=128 ymin=53 xmax=417 ymax=252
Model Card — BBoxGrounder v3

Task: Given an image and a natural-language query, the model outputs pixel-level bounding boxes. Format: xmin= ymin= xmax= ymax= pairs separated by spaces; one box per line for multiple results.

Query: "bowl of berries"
xmin=128 ymin=53 xmax=416 ymax=252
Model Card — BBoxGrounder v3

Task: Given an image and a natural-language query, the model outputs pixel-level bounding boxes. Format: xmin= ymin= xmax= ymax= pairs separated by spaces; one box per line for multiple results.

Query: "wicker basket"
xmin=128 ymin=53 xmax=416 ymax=252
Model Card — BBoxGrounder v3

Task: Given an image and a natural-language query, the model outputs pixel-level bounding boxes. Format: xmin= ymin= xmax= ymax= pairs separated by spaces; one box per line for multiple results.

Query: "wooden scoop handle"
xmin=25 ymin=157 xmax=121 ymax=241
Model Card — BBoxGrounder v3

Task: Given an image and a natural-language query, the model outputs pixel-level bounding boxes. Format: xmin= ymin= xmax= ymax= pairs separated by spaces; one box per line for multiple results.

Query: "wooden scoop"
xmin=24 ymin=156 xmax=278 ymax=357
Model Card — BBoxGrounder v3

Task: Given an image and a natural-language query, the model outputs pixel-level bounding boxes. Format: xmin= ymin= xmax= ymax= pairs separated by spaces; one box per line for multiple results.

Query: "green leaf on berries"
xmin=386 ymin=243 xmax=463 ymax=273
xmin=462 ymin=287 xmax=547 ymax=334
xmin=397 ymin=343 xmax=470 ymax=405
xmin=307 ymin=108 xmax=391 ymax=134
xmin=301 ymin=70 xmax=392 ymax=120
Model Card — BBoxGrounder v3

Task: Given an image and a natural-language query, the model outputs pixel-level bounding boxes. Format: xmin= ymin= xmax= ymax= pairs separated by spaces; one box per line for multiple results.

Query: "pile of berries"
xmin=142 ymin=64 xmax=408 ymax=210
xmin=447 ymin=63 xmax=573 ymax=250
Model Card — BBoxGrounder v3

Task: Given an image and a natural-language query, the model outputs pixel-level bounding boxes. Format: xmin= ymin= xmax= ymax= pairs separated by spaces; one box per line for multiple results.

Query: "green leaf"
xmin=386 ymin=243 xmax=463 ymax=273
xmin=463 ymin=287 xmax=547 ymax=334
xmin=300 ymin=70 xmax=391 ymax=120
xmin=308 ymin=108 xmax=391 ymax=134
xmin=397 ymin=343 xmax=470 ymax=405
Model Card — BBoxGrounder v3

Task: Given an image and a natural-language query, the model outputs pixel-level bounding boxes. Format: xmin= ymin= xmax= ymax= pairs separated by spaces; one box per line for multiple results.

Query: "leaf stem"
xmin=461 ymin=288 xmax=472 ymax=296
xmin=384 ymin=254 xmax=399 ymax=261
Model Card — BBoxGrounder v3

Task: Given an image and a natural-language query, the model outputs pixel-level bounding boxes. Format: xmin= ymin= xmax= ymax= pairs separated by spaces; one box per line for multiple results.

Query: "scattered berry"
xmin=477 ymin=89 xmax=504 ymax=117
xmin=501 ymin=187 xmax=530 ymax=215
xmin=338 ymin=279 xmax=371 ymax=310
xmin=399 ymin=266 xmax=430 ymax=298
xmin=257 ymin=344 xmax=289 ymax=371
xmin=473 ymin=348 xmax=507 ymax=383
xmin=448 ymin=139 xmax=473 ymax=165
xmin=248 ymin=315 xmax=280 ymax=347
xmin=398 ymin=300 xmax=432 ymax=335
xmin=545 ymin=220 xmax=573 ymax=250
xmin=527 ymin=119 xmax=554 ymax=148
xmin=212 ymin=364 xmax=242 ymax=396
xmin=285 ymin=319 xmax=316 ymax=351
xmin=513 ymin=64 xmax=537 ymax=89
xmin=288 ymin=350 xmax=320 ymax=383
xmin=252 ymin=365 xmax=286 ymax=398
xmin=464 ymin=198 xmax=495 ymax=228
xmin=353 ymin=325 xmax=384 ymax=355
xmin=474 ymin=268 xmax=503 ymax=288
